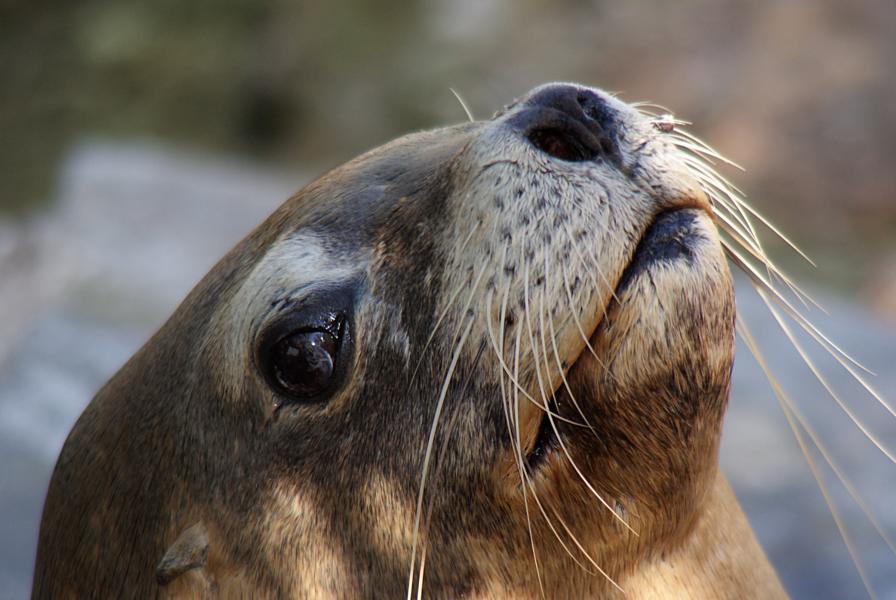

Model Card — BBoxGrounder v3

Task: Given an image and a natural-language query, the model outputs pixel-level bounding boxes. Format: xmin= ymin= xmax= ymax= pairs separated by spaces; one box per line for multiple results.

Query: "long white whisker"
xmin=484 ymin=300 xmax=586 ymax=427
xmin=672 ymin=133 xmax=744 ymax=171
xmin=683 ymin=155 xmax=761 ymax=246
xmin=449 ymin=88 xmax=475 ymax=123
xmin=559 ymin=256 xmax=620 ymax=386
xmin=644 ymin=97 xmax=891 ymax=597
xmin=722 ymin=189 xmax=816 ymax=266
xmin=755 ymin=288 xmax=896 ymax=461
xmin=410 ymin=223 xmax=483 ymax=383
xmin=530 ymin=485 xmax=625 ymax=592
xmin=504 ymin=325 xmax=547 ymax=599
xmin=563 ymin=223 xmax=619 ymax=306
xmin=519 ymin=255 xmax=588 ymax=419
xmin=415 ymin=540 xmax=428 ymax=600
xmin=535 ymin=273 xmax=637 ymax=535
xmin=726 ymin=244 xmax=876 ymax=376
xmin=542 ymin=255 xmax=597 ymax=432
xmin=670 ymin=124 xmax=816 ymax=268
xmin=737 ymin=318 xmax=879 ymax=599
xmin=406 ymin=316 xmax=475 ymax=600
xmin=508 ymin=324 xmax=600 ymax=578
xmin=717 ymin=229 xmax=823 ymax=312
xmin=516 ymin=257 xmax=629 ymax=581
xmin=774 ymin=376 xmax=896 ymax=556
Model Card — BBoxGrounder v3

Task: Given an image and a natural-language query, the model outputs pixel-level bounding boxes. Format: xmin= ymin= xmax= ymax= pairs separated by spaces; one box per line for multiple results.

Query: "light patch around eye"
xmin=207 ymin=232 xmax=364 ymax=405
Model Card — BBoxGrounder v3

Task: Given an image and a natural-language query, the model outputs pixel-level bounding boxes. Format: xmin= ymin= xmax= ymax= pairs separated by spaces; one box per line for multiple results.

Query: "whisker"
xmin=562 ymin=222 xmax=619 ymax=306
xmin=773 ymin=375 xmax=896 ymax=557
xmin=549 ymin=297 xmax=627 ymax=416
xmin=484 ymin=297 xmax=586 ymax=427
xmin=725 ymin=244 xmax=876 ymax=376
xmin=449 ymin=88 xmax=475 ymax=123
xmin=672 ymin=135 xmax=744 ymax=172
xmin=713 ymin=211 xmax=770 ymax=263
xmin=535 ymin=277 xmax=637 ymax=535
xmin=501 ymin=328 xmax=547 ymax=598
xmin=645 ymin=98 xmax=893 ymax=597
xmin=521 ymin=258 xmax=556 ymax=434
xmin=541 ymin=254 xmax=597 ymax=432
xmin=518 ymin=259 xmax=626 ymax=577
xmin=416 ymin=339 xmax=489 ymax=598
xmin=718 ymin=228 xmax=823 ymax=312
xmin=669 ymin=123 xmax=817 ymax=271
xmin=521 ymin=469 xmax=599 ymax=575
xmin=682 ymin=155 xmax=761 ymax=244
xmin=532 ymin=488 xmax=625 ymax=592
xmin=410 ymin=223 xmax=483 ymax=384
xmin=631 ymin=102 xmax=687 ymax=122
xmin=755 ymin=288 xmax=896 ymax=461
xmin=559 ymin=256 xmax=619 ymax=385
xmin=737 ymin=319 xmax=879 ymax=599
xmin=485 ymin=240 xmax=585 ymax=424
xmin=415 ymin=541 xmax=428 ymax=600
xmin=520 ymin=255 xmax=588 ymax=426
xmin=681 ymin=151 xmax=791 ymax=294
xmin=710 ymin=183 xmax=815 ymax=268
xmin=669 ymin=128 xmax=745 ymax=171
xmin=685 ymin=156 xmax=822 ymax=306
xmin=507 ymin=322 xmax=601 ymax=578
xmin=406 ymin=315 xmax=475 ymax=600
xmin=677 ymin=147 xmax=747 ymax=197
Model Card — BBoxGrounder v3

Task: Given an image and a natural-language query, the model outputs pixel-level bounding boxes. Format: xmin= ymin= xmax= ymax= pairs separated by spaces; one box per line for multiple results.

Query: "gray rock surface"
xmin=1 ymin=141 xmax=893 ymax=599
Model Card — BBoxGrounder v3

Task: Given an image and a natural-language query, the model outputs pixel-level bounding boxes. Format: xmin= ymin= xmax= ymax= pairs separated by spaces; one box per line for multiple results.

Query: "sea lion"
xmin=33 ymin=82 xmax=788 ymax=598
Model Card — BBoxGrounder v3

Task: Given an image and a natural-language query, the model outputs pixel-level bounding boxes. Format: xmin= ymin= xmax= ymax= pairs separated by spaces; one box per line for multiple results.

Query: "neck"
xmin=621 ymin=471 xmax=787 ymax=599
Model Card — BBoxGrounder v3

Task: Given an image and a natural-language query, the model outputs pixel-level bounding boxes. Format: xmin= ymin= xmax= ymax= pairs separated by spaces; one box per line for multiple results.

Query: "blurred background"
xmin=1 ymin=0 xmax=894 ymax=598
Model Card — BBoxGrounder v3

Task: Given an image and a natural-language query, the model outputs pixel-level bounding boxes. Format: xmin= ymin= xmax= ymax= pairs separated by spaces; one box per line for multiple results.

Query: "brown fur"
xmin=33 ymin=83 xmax=787 ymax=598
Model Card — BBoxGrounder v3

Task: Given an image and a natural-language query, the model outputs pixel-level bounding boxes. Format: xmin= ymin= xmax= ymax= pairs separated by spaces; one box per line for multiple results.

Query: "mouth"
xmin=613 ymin=208 xmax=709 ymax=292
xmin=523 ymin=207 xmax=711 ymax=472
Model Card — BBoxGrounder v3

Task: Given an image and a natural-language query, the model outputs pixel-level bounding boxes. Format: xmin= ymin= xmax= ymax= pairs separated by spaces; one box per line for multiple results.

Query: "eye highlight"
xmin=270 ymin=328 xmax=339 ymax=398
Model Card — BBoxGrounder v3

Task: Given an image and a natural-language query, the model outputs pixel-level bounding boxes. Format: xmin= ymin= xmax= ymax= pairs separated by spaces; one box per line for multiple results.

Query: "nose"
xmin=507 ymin=84 xmax=621 ymax=165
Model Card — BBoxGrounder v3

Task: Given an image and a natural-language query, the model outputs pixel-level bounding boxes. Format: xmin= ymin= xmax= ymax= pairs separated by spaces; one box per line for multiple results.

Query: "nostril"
xmin=528 ymin=127 xmax=596 ymax=163
xmin=510 ymin=85 xmax=623 ymax=166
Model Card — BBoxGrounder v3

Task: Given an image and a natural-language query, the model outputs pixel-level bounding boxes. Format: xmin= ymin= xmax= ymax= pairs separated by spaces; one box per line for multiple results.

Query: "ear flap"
xmin=155 ymin=522 xmax=210 ymax=586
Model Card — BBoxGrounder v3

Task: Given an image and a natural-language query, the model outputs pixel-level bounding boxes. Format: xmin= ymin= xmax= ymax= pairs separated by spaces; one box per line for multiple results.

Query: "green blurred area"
xmin=1 ymin=0 xmax=431 ymax=213
xmin=2 ymin=0 xmax=895 ymax=291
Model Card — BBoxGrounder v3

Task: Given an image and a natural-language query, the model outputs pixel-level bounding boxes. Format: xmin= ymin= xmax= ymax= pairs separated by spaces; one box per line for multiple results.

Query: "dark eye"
xmin=527 ymin=128 xmax=592 ymax=162
xmin=256 ymin=286 xmax=356 ymax=405
xmin=268 ymin=326 xmax=341 ymax=399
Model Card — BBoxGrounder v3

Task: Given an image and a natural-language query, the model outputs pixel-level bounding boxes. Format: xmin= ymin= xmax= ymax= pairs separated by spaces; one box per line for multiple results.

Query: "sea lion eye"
xmin=269 ymin=328 xmax=339 ymax=398
xmin=257 ymin=308 xmax=350 ymax=403
xmin=256 ymin=286 xmax=356 ymax=405
xmin=527 ymin=127 xmax=592 ymax=162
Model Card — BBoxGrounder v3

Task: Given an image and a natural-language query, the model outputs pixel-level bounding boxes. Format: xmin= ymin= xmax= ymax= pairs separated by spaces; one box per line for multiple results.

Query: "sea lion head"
xmin=34 ymin=83 xmax=736 ymax=598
